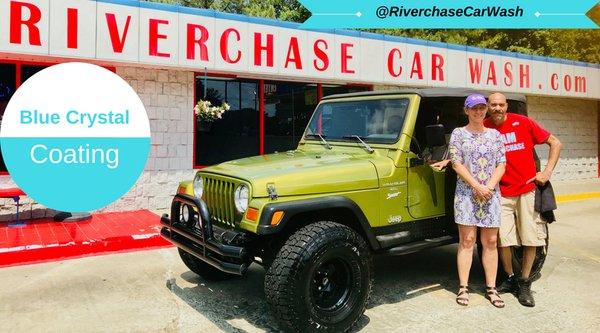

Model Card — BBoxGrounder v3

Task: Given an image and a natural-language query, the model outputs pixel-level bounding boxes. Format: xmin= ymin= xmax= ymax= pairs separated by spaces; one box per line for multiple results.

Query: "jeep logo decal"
xmin=388 ymin=215 xmax=402 ymax=224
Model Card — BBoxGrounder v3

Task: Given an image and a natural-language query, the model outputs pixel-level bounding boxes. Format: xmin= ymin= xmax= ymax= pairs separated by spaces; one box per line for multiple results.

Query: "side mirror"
xmin=425 ymin=124 xmax=446 ymax=147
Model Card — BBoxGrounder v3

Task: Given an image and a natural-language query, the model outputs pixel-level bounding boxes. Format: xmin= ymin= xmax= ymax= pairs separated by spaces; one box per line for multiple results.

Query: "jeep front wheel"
xmin=264 ymin=221 xmax=373 ymax=332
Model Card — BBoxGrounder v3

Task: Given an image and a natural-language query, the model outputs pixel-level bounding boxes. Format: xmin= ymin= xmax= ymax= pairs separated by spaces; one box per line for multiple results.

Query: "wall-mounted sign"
xmin=0 ymin=0 xmax=598 ymax=99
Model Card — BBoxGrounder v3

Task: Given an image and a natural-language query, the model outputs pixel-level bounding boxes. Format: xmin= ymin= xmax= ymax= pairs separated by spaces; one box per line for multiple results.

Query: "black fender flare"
xmin=256 ymin=196 xmax=381 ymax=250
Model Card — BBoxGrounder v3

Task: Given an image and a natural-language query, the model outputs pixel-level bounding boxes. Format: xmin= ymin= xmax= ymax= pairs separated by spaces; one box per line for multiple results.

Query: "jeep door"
xmin=405 ymin=97 xmax=461 ymax=220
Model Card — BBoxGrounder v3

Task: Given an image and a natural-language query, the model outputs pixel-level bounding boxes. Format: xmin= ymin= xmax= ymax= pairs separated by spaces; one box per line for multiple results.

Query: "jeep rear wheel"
xmin=178 ymin=248 xmax=236 ymax=281
xmin=477 ymin=230 xmax=549 ymax=282
xmin=511 ymin=232 xmax=549 ymax=282
xmin=264 ymin=221 xmax=373 ymax=332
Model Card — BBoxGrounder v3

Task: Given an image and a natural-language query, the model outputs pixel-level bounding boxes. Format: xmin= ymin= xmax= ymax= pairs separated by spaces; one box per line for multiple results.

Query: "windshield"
xmin=305 ymin=98 xmax=409 ymax=144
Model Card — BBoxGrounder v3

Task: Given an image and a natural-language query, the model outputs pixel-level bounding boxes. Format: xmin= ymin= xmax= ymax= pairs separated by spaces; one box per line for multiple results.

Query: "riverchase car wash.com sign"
xmin=1 ymin=0 xmax=598 ymax=99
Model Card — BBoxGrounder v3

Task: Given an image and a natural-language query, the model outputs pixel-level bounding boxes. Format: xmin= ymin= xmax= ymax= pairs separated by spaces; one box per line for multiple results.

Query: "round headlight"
xmin=193 ymin=174 xmax=204 ymax=198
xmin=234 ymin=184 xmax=249 ymax=213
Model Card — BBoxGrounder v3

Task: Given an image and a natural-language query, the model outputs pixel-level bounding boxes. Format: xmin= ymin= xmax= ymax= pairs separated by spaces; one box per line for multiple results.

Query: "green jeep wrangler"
xmin=160 ymin=88 xmax=546 ymax=332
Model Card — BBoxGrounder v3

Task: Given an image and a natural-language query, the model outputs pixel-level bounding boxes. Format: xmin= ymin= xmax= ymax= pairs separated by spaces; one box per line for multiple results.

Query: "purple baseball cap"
xmin=464 ymin=94 xmax=487 ymax=108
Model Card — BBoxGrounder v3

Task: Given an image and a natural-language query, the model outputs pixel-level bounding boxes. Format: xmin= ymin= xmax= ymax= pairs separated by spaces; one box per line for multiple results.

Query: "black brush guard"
xmin=160 ymin=193 xmax=249 ymax=276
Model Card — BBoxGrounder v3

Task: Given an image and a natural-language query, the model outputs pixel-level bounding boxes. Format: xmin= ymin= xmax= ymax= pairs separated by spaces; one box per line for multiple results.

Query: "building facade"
xmin=0 ymin=0 xmax=598 ymax=218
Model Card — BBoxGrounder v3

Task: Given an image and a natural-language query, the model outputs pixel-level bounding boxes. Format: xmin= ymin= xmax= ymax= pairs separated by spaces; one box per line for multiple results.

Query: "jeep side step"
xmin=380 ymin=235 xmax=456 ymax=256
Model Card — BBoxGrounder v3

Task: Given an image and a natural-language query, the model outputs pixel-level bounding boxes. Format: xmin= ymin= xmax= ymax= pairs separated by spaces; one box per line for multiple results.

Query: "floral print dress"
xmin=449 ymin=127 xmax=506 ymax=228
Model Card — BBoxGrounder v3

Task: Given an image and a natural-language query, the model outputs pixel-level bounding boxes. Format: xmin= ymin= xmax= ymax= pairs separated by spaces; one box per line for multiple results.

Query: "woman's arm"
xmin=487 ymin=130 xmax=507 ymax=191
xmin=486 ymin=163 xmax=506 ymax=190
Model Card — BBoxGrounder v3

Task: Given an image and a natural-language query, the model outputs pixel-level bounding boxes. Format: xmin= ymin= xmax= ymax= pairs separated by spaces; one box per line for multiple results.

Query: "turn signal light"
xmin=246 ymin=207 xmax=259 ymax=222
xmin=271 ymin=211 xmax=284 ymax=226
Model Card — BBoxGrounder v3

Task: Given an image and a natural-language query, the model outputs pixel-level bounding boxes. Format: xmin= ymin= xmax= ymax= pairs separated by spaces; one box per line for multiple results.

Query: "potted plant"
xmin=194 ymin=100 xmax=230 ymax=132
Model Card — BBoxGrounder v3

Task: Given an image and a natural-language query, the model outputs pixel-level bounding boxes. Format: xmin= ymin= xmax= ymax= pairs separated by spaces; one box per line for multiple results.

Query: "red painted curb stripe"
xmin=0 ymin=210 xmax=173 ymax=268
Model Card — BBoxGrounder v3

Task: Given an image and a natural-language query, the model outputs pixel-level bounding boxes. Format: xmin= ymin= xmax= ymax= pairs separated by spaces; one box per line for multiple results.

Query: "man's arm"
xmin=530 ymin=134 xmax=562 ymax=185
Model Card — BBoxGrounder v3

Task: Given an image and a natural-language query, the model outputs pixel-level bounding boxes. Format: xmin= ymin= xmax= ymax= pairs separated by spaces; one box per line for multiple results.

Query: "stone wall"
xmin=99 ymin=66 xmax=196 ymax=214
xmin=527 ymin=96 xmax=599 ymax=181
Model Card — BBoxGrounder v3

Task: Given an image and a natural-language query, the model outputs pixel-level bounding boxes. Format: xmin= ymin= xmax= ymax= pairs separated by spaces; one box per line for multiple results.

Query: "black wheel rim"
xmin=310 ymin=257 xmax=353 ymax=312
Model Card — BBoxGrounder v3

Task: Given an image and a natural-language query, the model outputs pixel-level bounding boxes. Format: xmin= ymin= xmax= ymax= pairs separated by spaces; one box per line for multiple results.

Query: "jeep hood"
xmin=203 ymin=150 xmax=382 ymax=197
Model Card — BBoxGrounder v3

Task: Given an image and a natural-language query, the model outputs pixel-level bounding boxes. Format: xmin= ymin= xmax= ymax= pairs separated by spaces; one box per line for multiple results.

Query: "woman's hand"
xmin=472 ymin=183 xmax=493 ymax=202
xmin=430 ymin=159 xmax=450 ymax=171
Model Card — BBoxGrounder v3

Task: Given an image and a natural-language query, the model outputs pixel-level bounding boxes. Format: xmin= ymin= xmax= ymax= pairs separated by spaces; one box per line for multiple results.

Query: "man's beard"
xmin=490 ymin=112 xmax=505 ymax=124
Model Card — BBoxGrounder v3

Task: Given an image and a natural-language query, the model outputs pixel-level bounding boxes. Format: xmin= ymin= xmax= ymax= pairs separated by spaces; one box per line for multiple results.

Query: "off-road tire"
xmin=264 ymin=221 xmax=373 ymax=333
xmin=178 ymin=248 xmax=236 ymax=281
xmin=511 ymin=232 xmax=549 ymax=282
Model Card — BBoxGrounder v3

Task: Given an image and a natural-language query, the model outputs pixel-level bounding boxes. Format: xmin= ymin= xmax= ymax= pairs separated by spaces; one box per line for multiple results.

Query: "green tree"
xmin=144 ymin=0 xmax=309 ymax=20
xmin=242 ymin=0 xmax=310 ymax=22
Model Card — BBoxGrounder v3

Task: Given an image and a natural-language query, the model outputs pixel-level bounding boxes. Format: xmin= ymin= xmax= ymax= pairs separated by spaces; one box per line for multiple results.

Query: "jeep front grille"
xmin=202 ymin=176 xmax=237 ymax=227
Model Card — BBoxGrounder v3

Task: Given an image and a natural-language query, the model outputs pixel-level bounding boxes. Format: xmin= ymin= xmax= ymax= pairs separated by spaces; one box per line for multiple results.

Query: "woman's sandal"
xmin=485 ymin=286 xmax=505 ymax=308
xmin=456 ymin=285 xmax=469 ymax=306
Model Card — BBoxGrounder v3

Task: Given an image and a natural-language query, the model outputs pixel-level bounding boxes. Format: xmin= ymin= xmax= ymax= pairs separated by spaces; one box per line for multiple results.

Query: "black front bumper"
xmin=160 ymin=193 xmax=249 ymax=276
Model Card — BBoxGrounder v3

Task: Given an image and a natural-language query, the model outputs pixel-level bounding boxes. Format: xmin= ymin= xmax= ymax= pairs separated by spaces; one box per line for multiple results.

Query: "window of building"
xmin=20 ymin=65 xmax=47 ymax=84
xmin=264 ymin=81 xmax=318 ymax=154
xmin=0 ymin=63 xmax=17 ymax=173
xmin=194 ymin=77 xmax=259 ymax=166
xmin=0 ymin=62 xmax=50 ymax=174
xmin=192 ymin=79 xmax=373 ymax=167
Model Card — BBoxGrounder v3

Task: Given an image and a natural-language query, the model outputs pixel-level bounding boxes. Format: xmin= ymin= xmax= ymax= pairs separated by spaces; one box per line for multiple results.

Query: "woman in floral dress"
xmin=449 ymin=94 xmax=506 ymax=308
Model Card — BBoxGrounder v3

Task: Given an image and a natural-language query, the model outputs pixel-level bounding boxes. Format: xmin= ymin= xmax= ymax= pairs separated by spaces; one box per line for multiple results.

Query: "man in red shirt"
xmin=483 ymin=92 xmax=562 ymax=307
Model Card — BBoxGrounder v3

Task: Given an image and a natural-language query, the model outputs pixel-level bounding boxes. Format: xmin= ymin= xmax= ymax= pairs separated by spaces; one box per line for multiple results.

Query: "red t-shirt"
xmin=484 ymin=113 xmax=550 ymax=197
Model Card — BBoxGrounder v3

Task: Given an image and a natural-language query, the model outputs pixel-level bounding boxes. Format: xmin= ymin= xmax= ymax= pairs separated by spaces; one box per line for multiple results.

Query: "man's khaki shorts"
xmin=499 ymin=190 xmax=547 ymax=247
